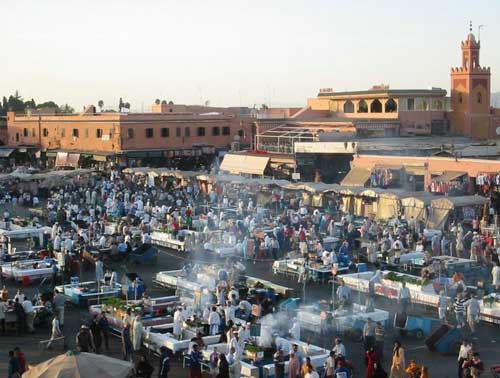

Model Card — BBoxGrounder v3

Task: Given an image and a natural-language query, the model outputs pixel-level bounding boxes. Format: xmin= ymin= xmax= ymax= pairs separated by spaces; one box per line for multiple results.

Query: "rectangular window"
xmin=212 ymin=126 xmax=220 ymax=136
xmin=23 ymin=128 xmax=28 ymax=137
xmin=407 ymin=98 xmax=415 ymax=111
xmin=222 ymin=126 xmax=230 ymax=136
xmin=197 ymin=127 xmax=205 ymax=137
xmin=128 ymin=128 xmax=134 ymax=138
xmin=238 ymin=130 xmax=244 ymax=137
xmin=185 ymin=127 xmax=190 ymax=137
xmin=109 ymin=129 xmax=113 ymax=138
xmin=43 ymin=128 xmax=49 ymax=137
xmin=61 ymin=128 xmax=66 ymax=137
xmin=96 ymin=129 xmax=102 ymax=138
xmin=176 ymin=127 xmax=181 ymax=137
xmin=72 ymin=129 xmax=79 ymax=138
xmin=145 ymin=128 xmax=154 ymax=138
xmin=32 ymin=128 xmax=36 ymax=137
xmin=161 ymin=128 xmax=169 ymax=137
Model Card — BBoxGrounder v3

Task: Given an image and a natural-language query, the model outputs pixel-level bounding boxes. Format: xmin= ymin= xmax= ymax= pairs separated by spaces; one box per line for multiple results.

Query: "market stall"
xmin=427 ymin=195 xmax=488 ymax=229
xmin=56 ymin=280 xmax=122 ymax=307
xmin=1 ymin=259 xmax=56 ymax=283
xmin=202 ymin=339 xmax=328 ymax=378
xmin=401 ymin=193 xmax=435 ymax=221
xmin=297 ymin=303 xmax=389 ymax=334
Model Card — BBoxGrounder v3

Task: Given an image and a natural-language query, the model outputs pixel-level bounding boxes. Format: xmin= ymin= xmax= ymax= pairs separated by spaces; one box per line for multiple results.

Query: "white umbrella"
xmin=23 ymin=351 xmax=134 ymax=378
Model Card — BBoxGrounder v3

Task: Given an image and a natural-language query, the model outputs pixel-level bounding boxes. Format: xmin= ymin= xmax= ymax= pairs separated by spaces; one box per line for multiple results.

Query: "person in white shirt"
xmin=110 ymin=270 xmax=118 ymax=288
xmin=22 ymin=298 xmax=36 ymax=333
xmin=98 ymin=235 xmax=107 ymax=249
xmin=47 ymin=314 xmax=62 ymax=349
xmin=95 ymin=259 xmax=104 ymax=283
xmin=53 ymin=234 xmax=62 ymax=251
xmin=492 ymin=262 xmax=500 ymax=291
xmin=238 ymin=323 xmax=251 ymax=342
xmin=322 ymin=251 xmax=333 ymax=266
xmin=142 ymin=232 xmax=152 ymax=245
xmin=208 ymin=306 xmax=221 ymax=335
xmin=64 ymin=238 xmax=73 ymax=253
xmin=332 ymin=337 xmax=346 ymax=358
xmin=457 ymin=339 xmax=472 ymax=374
xmin=398 ymin=282 xmax=411 ymax=313
xmin=173 ymin=307 xmax=184 ymax=339
xmin=289 ymin=319 xmax=301 ymax=341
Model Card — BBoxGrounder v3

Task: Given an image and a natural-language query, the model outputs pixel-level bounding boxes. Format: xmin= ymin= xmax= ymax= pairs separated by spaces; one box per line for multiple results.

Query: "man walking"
xmin=53 ymin=289 xmax=65 ymax=328
xmin=47 ymin=314 xmax=62 ymax=349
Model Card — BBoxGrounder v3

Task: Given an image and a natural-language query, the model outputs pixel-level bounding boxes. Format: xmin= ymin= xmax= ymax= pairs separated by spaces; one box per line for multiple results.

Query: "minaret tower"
xmin=450 ymin=22 xmax=491 ymax=138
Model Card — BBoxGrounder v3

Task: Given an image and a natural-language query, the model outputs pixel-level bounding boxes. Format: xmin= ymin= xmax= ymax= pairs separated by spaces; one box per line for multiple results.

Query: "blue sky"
xmin=3 ymin=0 xmax=499 ymax=110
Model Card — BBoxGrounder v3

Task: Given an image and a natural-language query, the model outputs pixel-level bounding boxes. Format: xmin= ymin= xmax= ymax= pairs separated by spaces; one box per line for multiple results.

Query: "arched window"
xmin=477 ymin=92 xmax=482 ymax=104
xmin=385 ymin=98 xmax=397 ymax=113
xmin=358 ymin=100 xmax=368 ymax=113
xmin=343 ymin=100 xmax=354 ymax=113
xmin=370 ymin=99 xmax=382 ymax=113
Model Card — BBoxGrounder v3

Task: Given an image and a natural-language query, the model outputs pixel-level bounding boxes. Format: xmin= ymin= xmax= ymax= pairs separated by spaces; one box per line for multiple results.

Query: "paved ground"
xmin=1 ymin=246 xmax=499 ymax=377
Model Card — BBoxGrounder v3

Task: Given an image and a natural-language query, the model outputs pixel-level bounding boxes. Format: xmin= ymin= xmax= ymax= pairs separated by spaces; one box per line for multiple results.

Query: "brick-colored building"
xmin=6 ymin=105 xmax=254 ymax=167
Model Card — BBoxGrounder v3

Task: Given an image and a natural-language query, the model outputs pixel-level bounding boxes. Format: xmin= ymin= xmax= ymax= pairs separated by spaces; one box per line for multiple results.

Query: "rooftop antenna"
xmin=478 ymin=24 xmax=484 ymax=41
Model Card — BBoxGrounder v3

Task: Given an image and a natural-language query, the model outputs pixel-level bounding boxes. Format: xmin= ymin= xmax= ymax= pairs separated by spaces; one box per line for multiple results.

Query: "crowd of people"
xmin=1 ymin=165 xmax=499 ymax=378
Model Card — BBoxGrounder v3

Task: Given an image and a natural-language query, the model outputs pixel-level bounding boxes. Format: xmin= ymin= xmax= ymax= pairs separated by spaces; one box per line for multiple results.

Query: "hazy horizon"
xmin=4 ymin=0 xmax=500 ymax=111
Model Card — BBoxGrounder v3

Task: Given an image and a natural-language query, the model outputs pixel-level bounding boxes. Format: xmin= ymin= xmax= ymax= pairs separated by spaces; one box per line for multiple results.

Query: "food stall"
xmin=202 ymin=338 xmax=329 ymax=378
xmin=56 ymin=280 xmax=123 ymax=307
xmin=0 ymin=226 xmax=51 ymax=254
xmin=1 ymin=259 xmax=56 ymax=283
xmin=151 ymin=231 xmax=186 ymax=251
xmin=297 ymin=303 xmax=390 ymax=335
xmin=341 ymin=270 xmax=444 ymax=307
xmin=89 ymin=296 xmax=177 ymax=331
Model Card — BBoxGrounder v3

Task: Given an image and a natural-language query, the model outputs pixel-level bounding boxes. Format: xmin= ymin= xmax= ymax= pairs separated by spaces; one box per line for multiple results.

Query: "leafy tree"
xmin=36 ymin=101 xmax=59 ymax=109
xmin=124 ymin=102 xmax=130 ymax=109
xmin=58 ymin=104 xmax=75 ymax=114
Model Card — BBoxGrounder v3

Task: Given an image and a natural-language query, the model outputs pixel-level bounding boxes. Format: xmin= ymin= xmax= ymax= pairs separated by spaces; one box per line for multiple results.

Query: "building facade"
xmin=6 ymin=105 xmax=254 ymax=167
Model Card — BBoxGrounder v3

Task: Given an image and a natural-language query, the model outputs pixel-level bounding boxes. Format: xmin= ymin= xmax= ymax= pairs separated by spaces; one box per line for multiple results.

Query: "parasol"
xmin=23 ymin=351 xmax=134 ymax=378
